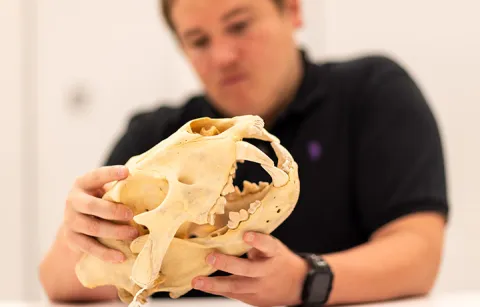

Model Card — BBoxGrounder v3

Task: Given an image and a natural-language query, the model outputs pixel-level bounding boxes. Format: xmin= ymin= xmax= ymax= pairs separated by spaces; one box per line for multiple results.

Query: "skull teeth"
xmin=221 ymin=176 xmax=235 ymax=196
xmin=248 ymin=200 xmax=261 ymax=214
xmin=243 ymin=181 xmax=259 ymax=194
xmin=227 ymin=201 xmax=261 ymax=229
xmin=236 ymin=141 xmax=274 ymax=166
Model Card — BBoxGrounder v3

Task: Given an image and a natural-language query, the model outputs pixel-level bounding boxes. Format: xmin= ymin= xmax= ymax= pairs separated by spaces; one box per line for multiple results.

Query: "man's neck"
xmin=263 ymin=49 xmax=305 ymax=130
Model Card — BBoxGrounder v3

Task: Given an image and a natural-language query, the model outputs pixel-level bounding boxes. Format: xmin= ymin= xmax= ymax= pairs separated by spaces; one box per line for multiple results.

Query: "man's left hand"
xmin=191 ymin=232 xmax=309 ymax=307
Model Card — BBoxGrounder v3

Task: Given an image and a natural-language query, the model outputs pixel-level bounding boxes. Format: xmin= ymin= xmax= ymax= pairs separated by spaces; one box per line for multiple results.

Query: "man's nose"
xmin=210 ymin=39 xmax=239 ymax=68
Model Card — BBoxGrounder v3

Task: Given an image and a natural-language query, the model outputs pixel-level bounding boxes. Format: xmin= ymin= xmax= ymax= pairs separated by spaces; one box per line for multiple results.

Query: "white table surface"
xmin=1 ymin=290 xmax=479 ymax=307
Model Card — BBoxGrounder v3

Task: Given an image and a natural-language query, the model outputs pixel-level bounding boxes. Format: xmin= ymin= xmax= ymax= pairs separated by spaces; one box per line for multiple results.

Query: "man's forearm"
xmin=321 ymin=213 xmax=445 ymax=306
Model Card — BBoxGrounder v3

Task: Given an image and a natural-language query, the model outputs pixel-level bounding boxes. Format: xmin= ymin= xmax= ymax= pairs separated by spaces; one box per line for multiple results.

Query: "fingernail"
xmin=193 ymin=279 xmax=204 ymax=289
xmin=244 ymin=232 xmax=255 ymax=242
xmin=117 ymin=166 xmax=127 ymax=177
xmin=206 ymin=253 xmax=216 ymax=265
xmin=125 ymin=209 xmax=133 ymax=220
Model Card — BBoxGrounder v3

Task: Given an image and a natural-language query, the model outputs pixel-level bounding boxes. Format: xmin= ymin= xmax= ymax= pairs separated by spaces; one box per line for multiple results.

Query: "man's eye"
xmin=192 ymin=37 xmax=209 ymax=48
xmin=228 ymin=21 xmax=249 ymax=34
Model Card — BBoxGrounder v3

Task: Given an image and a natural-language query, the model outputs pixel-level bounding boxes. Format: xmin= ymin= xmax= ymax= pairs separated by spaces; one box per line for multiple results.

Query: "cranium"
xmin=75 ymin=115 xmax=300 ymax=306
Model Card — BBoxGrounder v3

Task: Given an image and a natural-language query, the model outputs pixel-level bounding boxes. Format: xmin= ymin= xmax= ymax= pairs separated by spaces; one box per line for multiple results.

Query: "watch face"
xmin=310 ymin=273 xmax=331 ymax=302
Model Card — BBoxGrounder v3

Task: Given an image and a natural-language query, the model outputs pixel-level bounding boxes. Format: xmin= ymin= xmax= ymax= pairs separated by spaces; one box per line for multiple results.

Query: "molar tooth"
xmin=227 ymin=220 xmax=239 ymax=229
xmin=239 ymin=209 xmax=248 ymax=221
xmin=227 ymin=211 xmax=241 ymax=229
xmin=229 ymin=211 xmax=240 ymax=222
xmin=248 ymin=200 xmax=261 ymax=214
xmin=236 ymin=141 xmax=274 ymax=166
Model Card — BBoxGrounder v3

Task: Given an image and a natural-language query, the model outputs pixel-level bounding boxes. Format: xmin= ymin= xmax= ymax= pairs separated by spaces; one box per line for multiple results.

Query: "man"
xmin=38 ymin=0 xmax=449 ymax=306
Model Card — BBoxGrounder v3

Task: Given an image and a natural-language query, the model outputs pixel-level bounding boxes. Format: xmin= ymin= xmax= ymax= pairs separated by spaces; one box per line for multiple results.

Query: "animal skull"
xmin=75 ymin=115 xmax=300 ymax=306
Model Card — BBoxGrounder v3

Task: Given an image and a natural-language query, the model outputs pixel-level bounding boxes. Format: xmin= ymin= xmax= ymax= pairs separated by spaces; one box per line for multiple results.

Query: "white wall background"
xmin=321 ymin=0 xmax=480 ymax=293
xmin=1 ymin=0 xmax=478 ymax=301
xmin=0 ymin=0 xmax=25 ymax=300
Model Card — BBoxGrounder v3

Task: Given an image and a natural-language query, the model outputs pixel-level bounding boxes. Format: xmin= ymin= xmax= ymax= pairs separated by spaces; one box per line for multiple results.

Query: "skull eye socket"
xmin=189 ymin=118 xmax=234 ymax=135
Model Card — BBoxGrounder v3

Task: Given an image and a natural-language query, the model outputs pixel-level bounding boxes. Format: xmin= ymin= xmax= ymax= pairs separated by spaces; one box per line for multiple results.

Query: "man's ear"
xmin=284 ymin=0 xmax=303 ymax=28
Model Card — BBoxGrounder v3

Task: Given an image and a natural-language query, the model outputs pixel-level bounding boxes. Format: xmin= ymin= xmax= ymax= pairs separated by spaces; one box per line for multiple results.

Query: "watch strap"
xmin=296 ymin=253 xmax=334 ymax=306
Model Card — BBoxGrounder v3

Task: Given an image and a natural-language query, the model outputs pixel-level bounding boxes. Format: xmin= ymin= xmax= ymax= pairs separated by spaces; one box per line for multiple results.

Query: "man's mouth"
xmin=221 ymin=74 xmax=247 ymax=86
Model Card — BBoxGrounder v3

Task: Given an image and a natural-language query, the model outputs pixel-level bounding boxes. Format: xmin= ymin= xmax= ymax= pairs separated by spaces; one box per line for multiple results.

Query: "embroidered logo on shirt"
xmin=307 ymin=140 xmax=322 ymax=161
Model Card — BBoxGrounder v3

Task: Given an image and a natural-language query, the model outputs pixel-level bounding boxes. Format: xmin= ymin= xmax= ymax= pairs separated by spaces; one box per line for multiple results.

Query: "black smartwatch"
xmin=294 ymin=253 xmax=334 ymax=307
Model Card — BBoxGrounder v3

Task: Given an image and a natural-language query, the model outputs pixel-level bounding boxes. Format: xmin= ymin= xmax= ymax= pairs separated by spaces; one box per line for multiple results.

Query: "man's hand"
xmin=191 ymin=232 xmax=309 ymax=307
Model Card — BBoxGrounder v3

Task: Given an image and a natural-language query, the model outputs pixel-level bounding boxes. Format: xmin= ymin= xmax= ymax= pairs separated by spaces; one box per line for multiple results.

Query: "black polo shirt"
xmin=103 ymin=50 xmax=449 ymax=298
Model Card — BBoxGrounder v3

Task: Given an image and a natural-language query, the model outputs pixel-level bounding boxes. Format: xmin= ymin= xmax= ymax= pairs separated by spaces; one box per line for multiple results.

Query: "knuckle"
xmin=85 ymin=197 xmax=97 ymax=214
xmin=86 ymin=217 xmax=100 ymax=236
xmin=116 ymin=226 xmax=132 ymax=239
xmin=111 ymin=203 xmax=123 ymax=219
xmin=244 ymin=263 xmax=254 ymax=276
xmin=227 ymin=280 xmax=239 ymax=293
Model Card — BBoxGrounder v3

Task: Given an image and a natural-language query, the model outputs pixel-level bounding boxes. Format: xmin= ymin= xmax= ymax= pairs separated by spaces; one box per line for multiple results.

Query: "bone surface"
xmin=74 ymin=115 xmax=300 ymax=306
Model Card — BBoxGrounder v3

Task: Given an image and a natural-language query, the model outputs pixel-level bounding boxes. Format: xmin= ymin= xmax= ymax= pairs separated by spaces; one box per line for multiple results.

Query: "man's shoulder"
xmin=316 ymin=53 xmax=409 ymax=80
xmin=310 ymin=53 xmax=420 ymax=107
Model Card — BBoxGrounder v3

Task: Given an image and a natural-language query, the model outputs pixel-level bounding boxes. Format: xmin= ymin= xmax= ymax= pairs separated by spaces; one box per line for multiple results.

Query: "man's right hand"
xmin=63 ymin=165 xmax=139 ymax=263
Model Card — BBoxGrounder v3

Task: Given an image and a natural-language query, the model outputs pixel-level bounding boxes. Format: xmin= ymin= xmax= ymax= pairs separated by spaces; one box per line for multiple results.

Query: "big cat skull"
xmin=75 ymin=115 xmax=300 ymax=306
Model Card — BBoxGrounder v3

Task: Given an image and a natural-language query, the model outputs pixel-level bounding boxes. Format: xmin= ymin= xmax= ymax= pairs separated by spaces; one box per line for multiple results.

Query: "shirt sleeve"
xmin=352 ymin=56 xmax=449 ymax=237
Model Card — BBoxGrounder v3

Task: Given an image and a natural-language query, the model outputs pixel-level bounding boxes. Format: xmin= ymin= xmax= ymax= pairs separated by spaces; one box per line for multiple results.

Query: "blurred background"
xmin=1 ymin=0 xmax=479 ymax=301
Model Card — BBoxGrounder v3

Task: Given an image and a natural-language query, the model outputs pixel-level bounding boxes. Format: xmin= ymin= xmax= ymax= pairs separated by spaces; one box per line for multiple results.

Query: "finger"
xmin=247 ymin=248 xmax=266 ymax=260
xmin=65 ymin=230 xmax=126 ymax=263
xmin=71 ymin=192 xmax=134 ymax=221
xmin=206 ymin=252 xmax=269 ymax=277
xmin=243 ymin=232 xmax=281 ymax=258
xmin=192 ymin=275 xmax=258 ymax=294
xmin=75 ymin=165 xmax=129 ymax=191
xmin=67 ymin=212 xmax=138 ymax=240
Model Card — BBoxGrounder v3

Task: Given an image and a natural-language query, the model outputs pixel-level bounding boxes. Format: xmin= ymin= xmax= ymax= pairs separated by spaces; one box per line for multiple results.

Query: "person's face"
xmin=171 ymin=0 xmax=302 ymax=119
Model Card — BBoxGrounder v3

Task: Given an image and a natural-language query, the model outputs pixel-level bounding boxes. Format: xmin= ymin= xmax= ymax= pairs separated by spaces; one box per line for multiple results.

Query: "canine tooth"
xmin=254 ymin=128 xmax=280 ymax=143
xmin=239 ymin=209 xmax=248 ymax=221
xmin=271 ymin=141 xmax=293 ymax=173
xmin=221 ymin=176 xmax=235 ymax=196
xmin=261 ymin=165 xmax=289 ymax=187
xmin=236 ymin=141 xmax=274 ymax=166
